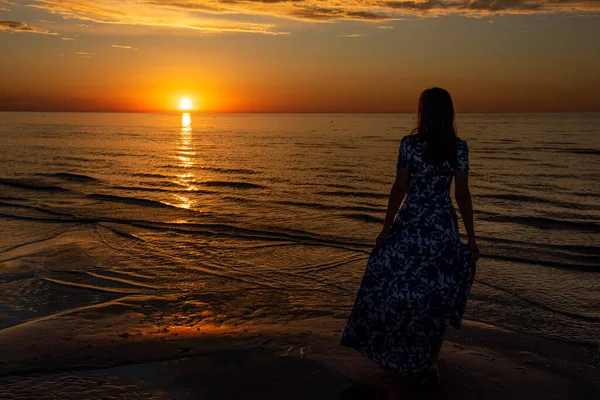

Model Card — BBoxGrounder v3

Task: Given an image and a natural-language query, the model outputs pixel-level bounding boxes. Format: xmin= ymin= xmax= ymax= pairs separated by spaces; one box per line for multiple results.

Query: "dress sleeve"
xmin=397 ymin=136 xmax=410 ymax=169
xmin=456 ymin=140 xmax=469 ymax=171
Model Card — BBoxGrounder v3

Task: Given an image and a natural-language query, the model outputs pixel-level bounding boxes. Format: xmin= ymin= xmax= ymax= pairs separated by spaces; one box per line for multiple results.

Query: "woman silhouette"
xmin=341 ymin=88 xmax=479 ymax=386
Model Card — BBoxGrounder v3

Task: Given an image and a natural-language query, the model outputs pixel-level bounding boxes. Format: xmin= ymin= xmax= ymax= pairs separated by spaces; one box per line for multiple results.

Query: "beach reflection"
xmin=175 ymin=113 xmax=196 ymax=209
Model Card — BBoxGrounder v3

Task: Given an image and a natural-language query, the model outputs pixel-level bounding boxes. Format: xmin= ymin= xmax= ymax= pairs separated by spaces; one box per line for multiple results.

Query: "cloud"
xmin=74 ymin=51 xmax=94 ymax=54
xmin=376 ymin=25 xmax=395 ymax=29
xmin=384 ymin=0 xmax=599 ymax=15
xmin=30 ymin=0 xmax=288 ymax=34
xmin=61 ymin=36 xmax=75 ymax=40
xmin=0 ymin=0 xmax=15 ymax=10
xmin=0 ymin=20 xmax=58 ymax=35
xmin=287 ymin=6 xmax=393 ymax=21
xmin=25 ymin=1 xmax=600 ymax=36
xmin=339 ymin=33 xmax=366 ymax=37
xmin=111 ymin=44 xmax=134 ymax=48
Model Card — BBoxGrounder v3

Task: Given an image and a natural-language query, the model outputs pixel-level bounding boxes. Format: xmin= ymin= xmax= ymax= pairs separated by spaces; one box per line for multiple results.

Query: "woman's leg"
xmin=422 ymin=337 xmax=443 ymax=386
xmin=431 ymin=337 xmax=443 ymax=363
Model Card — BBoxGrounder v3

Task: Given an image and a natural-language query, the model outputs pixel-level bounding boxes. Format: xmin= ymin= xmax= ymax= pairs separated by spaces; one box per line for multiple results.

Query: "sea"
xmin=0 ymin=112 xmax=598 ymax=346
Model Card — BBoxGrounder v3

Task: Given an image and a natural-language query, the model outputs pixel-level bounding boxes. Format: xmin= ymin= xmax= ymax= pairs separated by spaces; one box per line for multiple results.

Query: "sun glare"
xmin=179 ymin=98 xmax=193 ymax=110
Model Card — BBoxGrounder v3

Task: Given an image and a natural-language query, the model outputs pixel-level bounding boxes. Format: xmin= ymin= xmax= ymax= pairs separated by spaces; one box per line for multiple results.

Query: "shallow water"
xmin=0 ymin=112 xmax=599 ymax=344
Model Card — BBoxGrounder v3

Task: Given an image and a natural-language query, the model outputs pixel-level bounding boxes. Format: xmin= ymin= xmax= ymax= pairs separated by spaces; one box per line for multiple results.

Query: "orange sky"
xmin=1 ymin=1 xmax=599 ymax=113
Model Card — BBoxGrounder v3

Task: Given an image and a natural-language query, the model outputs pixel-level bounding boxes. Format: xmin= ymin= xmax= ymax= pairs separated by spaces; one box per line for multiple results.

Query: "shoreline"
xmin=1 ymin=299 xmax=598 ymax=399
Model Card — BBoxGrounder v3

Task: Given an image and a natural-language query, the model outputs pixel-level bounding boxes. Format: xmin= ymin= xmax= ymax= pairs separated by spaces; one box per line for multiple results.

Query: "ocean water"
xmin=0 ymin=112 xmax=599 ymax=345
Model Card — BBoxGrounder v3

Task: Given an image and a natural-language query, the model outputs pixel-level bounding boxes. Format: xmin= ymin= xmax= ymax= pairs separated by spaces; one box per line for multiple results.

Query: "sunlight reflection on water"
xmin=175 ymin=113 xmax=195 ymax=209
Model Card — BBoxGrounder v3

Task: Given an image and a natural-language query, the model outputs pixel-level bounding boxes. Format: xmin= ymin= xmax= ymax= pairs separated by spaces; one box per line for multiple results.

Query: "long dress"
xmin=340 ymin=135 xmax=476 ymax=375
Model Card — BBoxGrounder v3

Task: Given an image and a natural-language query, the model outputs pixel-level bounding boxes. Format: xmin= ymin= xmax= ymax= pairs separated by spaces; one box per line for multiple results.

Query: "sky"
xmin=0 ymin=0 xmax=599 ymax=113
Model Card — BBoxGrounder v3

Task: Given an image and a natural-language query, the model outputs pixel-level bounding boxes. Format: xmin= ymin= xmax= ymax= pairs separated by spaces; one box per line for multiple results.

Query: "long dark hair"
xmin=411 ymin=87 xmax=458 ymax=164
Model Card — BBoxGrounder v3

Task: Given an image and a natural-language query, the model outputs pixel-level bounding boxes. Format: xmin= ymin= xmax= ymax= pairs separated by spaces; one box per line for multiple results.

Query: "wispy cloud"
xmin=287 ymin=6 xmax=392 ymax=21
xmin=383 ymin=0 xmax=600 ymax=15
xmin=29 ymin=0 xmax=288 ymax=35
xmin=0 ymin=20 xmax=58 ymax=35
xmin=25 ymin=1 xmax=600 ymax=36
xmin=61 ymin=36 xmax=74 ymax=40
xmin=0 ymin=0 xmax=14 ymax=10
xmin=111 ymin=44 xmax=133 ymax=49
xmin=74 ymin=51 xmax=94 ymax=55
xmin=339 ymin=33 xmax=366 ymax=38
xmin=376 ymin=25 xmax=395 ymax=29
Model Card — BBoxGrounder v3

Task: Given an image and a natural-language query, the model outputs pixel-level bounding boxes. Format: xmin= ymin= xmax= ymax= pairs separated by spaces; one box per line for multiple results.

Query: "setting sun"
xmin=179 ymin=98 xmax=193 ymax=111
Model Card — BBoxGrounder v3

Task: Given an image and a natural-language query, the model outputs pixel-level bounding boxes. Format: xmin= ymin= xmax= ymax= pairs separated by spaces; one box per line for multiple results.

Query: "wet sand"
xmin=1 ymin=299 xmax=598 ymax=399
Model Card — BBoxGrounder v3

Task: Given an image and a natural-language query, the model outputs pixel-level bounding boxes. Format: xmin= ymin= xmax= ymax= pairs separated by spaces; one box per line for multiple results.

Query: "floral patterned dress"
xmin=340 ymin=135 xmax=476 ymax=375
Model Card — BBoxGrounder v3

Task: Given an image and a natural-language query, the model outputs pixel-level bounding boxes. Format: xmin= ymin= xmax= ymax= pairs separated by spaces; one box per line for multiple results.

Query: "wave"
xmin=478 ymin=213 xmax=600 ymax=233
xmin=315 ymin=190 xmax=388 ymax=199
xmin=111 ymin=185 xmax=217 ymax=195
xmin=0 ymin=196 xmax=26 ymax=201
xmin=0 ymin=206 xmax=371 ymax=252
xmin=198 ymin=167 xmax=260 ymax=175
xmin=540 ymin=141 xmax=577 ymax=146
xmin=142 ymin=181 xmax=189 ymax=189
xmin=563 ymin=148 xmax=600 ymax=156
xmin=200 ymin=181 xmax=265 ymax=189
xmin=275 ymin=200 xmax=382 ymax=214
xmin=478 ymin=155 xmax=536 ymax=162
xmin=294 ymin=142 xmax=329 ymax=148
xmin=541 ymin=211 xmax=600 ymax=222
xmin=97 ymin=223 xmax=144 ymax=242
xmin=500 ymin=146 xmax=600 ymax=156
xmin=323 ymin=183 xmax=357 ymax=189
xmin=0 ymin=201 xmax=77 ymax=218
xmin=494 ymin=138 xmax=520 ymax=143
xmin=112 ymin=185 xmax=176 ymax=193
xmin=0 ymin=178 xmax=70 ymax=193
xmin=132 ymin=173 xmax=171 ymax=179
xmin=61 ymin=156 xmax=91 ymax=162
xmin=343 ymin=213 xmax=383 ymax=223
xmin=572 ymin=192 xmax=600 ymax=198
xmin=222 ymin=196 xmax=254 ymax=203
xmin=0 ymin=271 xmax=36 ymax=284
xmin=133 ymin=221 xmax=369 ymax=251
xmin=475 ymin=279 xmax=600 ymax=323
xmin=43 ymin=173 xmax=99 ymax=182
xmin=484 ymin=253 xmax=599 ymax=272
xmin=477 ymin=193 xmax=599 ymax=211
xmin=301 ymin=182 xmax=357 ymax=190
xmin=35 ymin=273 xmax=147 ymax=295
xmin=309 ymin=167 xmax=355 ymax=174
xmin=86 ymin=194 xmax=174 ymax=208
xmin=475 ymin=234 xmax=600 ymax=256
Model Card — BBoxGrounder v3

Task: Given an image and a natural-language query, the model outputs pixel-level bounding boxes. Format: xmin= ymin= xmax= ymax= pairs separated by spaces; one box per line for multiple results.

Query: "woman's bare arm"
xmin=454 ymin=170 xmax=479 ymax=261
xmin=376 ymin=167 xmax=408 ymax=247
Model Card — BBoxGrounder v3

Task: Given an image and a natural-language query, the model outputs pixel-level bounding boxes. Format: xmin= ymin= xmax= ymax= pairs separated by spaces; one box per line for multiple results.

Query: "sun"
xmin=179 ymin=98 xmax=193 ymax=111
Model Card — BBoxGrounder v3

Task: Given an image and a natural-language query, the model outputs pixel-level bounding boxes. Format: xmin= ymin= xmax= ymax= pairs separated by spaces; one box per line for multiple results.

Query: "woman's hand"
xmin=468 ymin=238 xmax=480 ymax=263
xmin=375 ymin=227 xmax=390 ymax=248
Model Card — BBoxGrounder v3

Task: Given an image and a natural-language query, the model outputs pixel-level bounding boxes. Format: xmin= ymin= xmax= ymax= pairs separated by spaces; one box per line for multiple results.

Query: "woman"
xmin=340 ymin=87 xmax=479 ymax=386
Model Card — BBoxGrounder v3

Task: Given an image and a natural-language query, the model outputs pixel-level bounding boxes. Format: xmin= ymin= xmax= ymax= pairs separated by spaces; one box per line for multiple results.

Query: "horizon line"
xmin=2 ymin=110 xmax=600 ymax=115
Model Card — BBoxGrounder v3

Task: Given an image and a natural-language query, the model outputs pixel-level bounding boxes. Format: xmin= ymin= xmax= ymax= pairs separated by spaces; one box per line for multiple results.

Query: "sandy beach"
xmin=1 ymin=296 xmax=598 ymax=399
